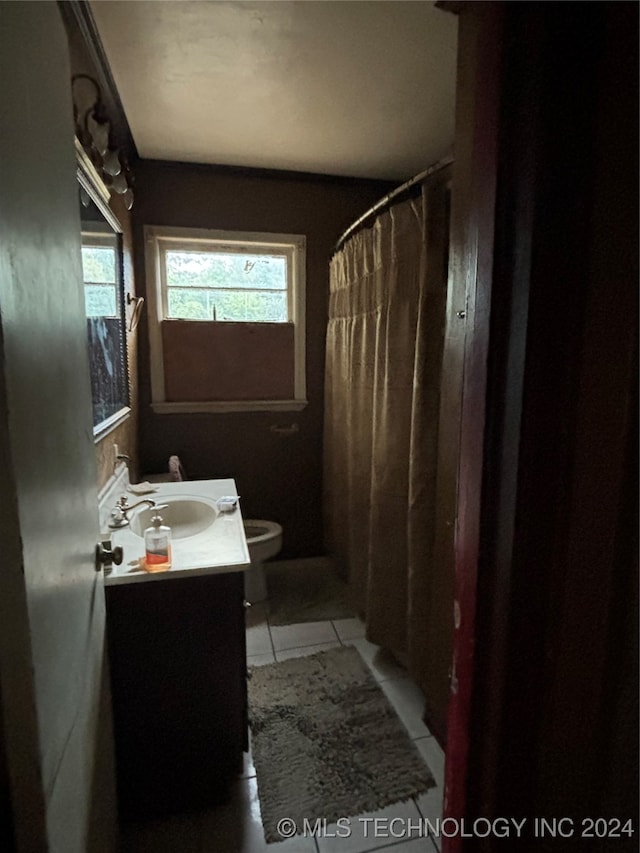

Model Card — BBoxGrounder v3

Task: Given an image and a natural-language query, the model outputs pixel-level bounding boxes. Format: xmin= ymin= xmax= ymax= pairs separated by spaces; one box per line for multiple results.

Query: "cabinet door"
xmin=106 ymin=572 xmax=248 ymax=817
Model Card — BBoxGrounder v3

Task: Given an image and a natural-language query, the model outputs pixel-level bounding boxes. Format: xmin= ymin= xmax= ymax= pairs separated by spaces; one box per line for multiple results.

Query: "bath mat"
xmin=248 ymin=645 xmax=434 ymax=842
xmin=266 ymin=557 xmax=356 ymax=625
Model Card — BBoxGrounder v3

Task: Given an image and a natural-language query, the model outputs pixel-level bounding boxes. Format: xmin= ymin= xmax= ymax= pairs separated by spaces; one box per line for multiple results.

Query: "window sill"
xmin=151 ymin=400 xmax=308 ymax=415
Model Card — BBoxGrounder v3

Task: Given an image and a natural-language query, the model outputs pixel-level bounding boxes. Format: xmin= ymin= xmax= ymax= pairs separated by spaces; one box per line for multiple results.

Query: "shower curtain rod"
xmin=333 ymin=155 xmax=454 ymax=254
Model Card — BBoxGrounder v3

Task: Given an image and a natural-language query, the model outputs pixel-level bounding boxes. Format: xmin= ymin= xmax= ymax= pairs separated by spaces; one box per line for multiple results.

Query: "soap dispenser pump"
xmin=144 ymin=513 xmax=172 ymax=572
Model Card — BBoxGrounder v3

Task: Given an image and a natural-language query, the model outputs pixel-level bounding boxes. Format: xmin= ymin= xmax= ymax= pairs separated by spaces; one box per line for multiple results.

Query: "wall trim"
xmin=151 ymin=400 xmax=308 ymax=415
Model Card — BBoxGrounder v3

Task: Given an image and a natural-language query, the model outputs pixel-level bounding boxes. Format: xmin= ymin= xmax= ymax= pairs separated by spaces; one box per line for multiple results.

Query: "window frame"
xmin=145 ymin=225 xmax=307 ymax=413
xmin=81 ymin=229 xmax=119 ymax=319
xmin=161 ymin=240 xmax=292 ymax=324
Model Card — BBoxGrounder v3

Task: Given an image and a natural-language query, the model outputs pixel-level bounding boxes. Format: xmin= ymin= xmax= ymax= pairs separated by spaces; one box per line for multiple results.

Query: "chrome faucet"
xmin=109 ymin=496 xmax=157 ymax=529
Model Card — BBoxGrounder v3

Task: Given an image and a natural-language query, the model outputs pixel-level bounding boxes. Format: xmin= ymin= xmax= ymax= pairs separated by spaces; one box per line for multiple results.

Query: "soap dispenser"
xmin=144 ymin=513 xmax=172 ymax=572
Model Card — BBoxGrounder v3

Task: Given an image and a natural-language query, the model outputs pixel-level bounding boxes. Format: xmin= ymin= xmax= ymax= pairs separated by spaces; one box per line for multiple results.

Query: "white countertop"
xmin=103 ymin=479 xmax=250 ymax=586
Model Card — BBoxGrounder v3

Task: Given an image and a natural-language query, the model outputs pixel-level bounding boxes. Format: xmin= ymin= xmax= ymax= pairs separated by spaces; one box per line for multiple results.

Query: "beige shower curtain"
xmin=324 ymin=166 xmax=451 ymax=697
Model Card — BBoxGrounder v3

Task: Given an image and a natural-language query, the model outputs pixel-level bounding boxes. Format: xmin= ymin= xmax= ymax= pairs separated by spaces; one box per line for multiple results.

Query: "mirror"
xmin=77 ymin=141 xmax=130 ymax=440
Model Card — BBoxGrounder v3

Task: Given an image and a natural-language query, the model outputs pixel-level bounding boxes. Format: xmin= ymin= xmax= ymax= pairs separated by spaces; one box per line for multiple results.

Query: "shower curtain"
xmin=323 ymin=165 xmax=451 ymax=699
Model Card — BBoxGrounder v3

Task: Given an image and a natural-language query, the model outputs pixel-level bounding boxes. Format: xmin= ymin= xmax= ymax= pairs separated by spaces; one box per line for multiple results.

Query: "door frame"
xmin=439 ymin=3 xmax=504 ymax=844
xmin=442 ymin=2 xmax=638 ymax=849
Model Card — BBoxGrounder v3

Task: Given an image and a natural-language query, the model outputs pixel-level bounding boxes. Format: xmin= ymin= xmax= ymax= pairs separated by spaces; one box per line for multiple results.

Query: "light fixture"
xmin=102 ymin=149 xmax=122 ymax=177
xmin=86 ymin=110 xmax=110 ymax=156
xmin=71 ymin=74 xmax=134 ymax=209
xmin=109 ymin=173 xmax=128 ymax=195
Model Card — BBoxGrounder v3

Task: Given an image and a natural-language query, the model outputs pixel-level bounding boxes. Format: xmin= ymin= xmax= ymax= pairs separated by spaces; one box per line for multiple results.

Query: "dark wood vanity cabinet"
xmin=105 ymin=571 xmax=248 ymax=818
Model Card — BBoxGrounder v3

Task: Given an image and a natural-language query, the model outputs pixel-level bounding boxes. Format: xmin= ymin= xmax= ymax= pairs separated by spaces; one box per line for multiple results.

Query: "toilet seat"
xmin=243 ymin=520 xmax=282 ymax=544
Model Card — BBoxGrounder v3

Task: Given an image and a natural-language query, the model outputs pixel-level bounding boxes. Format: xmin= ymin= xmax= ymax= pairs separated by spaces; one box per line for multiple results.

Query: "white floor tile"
xmin=246 ymin=602 xmax=270 ymax=628
xmin=246 ymin=622 xmax=273 ymax=656
xmin=414 ymin=786 xmax=444 ymax=850
xmin=316 ymin=798 xmax=424 ymax=853
xmin=199 ymin=777 xmax=316 ymax=852
xmin=345 ymin=638 xmax=408 ymax=683
xmin=413 ymin=738 xmax=444 ymax=789
xmin=248 ymin=652 xmax=276 ymax=667
xmin=269 ymin=620 xmax=338 ymax=652
xmin=275 ymin=641 xmax=342 ymax=662
xmin=379 ymin=679 xmax=430 ymax=740
xmin=332 ymin=617 xmax=366 ymax=641
xmin=241 ymin=733 xmax=257 ymax=779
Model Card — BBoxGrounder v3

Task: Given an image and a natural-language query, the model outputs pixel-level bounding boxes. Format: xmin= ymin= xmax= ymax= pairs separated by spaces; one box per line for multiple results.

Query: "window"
xmin=145 ymin=226 xmax=307 ymax=413
xmin=81 ymin=233 xmax=118 ymax=317
xmin=164 ymin=250 xmax=288 ymax=323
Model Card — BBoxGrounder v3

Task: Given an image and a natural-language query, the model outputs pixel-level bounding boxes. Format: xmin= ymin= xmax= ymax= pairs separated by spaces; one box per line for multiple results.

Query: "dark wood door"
xmin=442 ymin=3 xmax=638 ymax=850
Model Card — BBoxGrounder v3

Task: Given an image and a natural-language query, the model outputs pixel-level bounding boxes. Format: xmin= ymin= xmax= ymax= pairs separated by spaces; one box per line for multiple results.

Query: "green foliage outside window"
xmin=85 ymin=285 xmax=117 ymax=317
xmin=82 ymin=245 xmax=117 ymax=317
xmin=82 ymin=246 xmax=115 ymax=283
xmin=165 ymin=251 xmax=288 ymax=322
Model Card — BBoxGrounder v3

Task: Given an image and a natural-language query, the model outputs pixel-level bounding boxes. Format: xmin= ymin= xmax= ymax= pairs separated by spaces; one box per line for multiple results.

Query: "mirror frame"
xmin=76 ymin=138 xmax=131 ymax=441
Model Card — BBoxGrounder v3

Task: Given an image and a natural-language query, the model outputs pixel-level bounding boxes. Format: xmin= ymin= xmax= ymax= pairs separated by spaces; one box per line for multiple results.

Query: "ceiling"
xmin=90 ymin=1 xmax=457 ymax=182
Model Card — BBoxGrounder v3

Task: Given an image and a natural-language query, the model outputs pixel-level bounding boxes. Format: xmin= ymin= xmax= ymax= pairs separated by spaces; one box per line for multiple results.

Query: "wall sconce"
xmin=71 ymin=74 xmax=134 ymax=209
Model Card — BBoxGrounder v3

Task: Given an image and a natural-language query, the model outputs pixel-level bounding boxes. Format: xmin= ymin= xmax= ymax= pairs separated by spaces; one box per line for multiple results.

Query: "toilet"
xmin=243 ymin=520 xmax=283 ymax=602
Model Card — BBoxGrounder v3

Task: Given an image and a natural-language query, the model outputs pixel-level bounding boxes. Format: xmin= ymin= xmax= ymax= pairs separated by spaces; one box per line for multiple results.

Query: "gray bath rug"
xmin=248 ymin=645 xmax=434 ymax=843
xmin=265 ymin=557 xmax=356 ymax=625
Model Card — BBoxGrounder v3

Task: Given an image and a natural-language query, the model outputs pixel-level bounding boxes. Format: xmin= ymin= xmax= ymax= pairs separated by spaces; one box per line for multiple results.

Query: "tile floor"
xmin=121 ymin=606 xmax=445 ymax=853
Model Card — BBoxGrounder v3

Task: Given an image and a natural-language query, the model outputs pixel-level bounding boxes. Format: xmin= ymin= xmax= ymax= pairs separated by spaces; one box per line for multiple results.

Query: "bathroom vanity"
xmin=103 ymin=479 xmax=251 ymax=817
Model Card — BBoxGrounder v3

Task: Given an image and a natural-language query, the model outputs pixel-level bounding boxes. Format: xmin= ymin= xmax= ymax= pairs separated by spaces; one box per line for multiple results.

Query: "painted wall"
xmin=133 ymin=161 xmax=395 ymax=555
xmin=63 ymin=10 xmax=140 ymax=490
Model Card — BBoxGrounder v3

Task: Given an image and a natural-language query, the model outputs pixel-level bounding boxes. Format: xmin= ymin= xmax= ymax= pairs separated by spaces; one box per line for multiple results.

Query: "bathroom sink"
xmin=129 ymin=496 xmax=217 ymax=540
xmin=103 ymin=479 xmax=250 ymax=585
